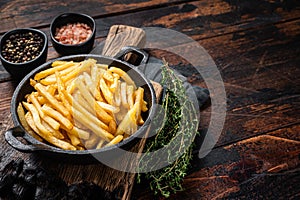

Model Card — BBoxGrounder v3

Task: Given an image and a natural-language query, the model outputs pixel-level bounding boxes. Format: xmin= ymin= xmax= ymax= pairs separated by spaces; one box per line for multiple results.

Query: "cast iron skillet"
xmin=5 ymin=47 xmax=156 ymax=164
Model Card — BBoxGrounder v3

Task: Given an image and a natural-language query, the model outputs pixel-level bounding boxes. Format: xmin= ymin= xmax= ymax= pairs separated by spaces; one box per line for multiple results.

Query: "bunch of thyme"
xmin=137 ymin=61 xmax=199 ymax=198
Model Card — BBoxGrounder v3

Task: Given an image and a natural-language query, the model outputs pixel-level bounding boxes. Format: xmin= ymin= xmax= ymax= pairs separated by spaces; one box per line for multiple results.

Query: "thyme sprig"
xmin=138 ymin=61 xmax=199 ymax=198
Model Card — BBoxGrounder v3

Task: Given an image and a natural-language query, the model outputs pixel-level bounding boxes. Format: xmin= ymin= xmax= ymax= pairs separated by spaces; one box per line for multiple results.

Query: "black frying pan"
xmin=5 ymin=47 xmax=157 ymax=164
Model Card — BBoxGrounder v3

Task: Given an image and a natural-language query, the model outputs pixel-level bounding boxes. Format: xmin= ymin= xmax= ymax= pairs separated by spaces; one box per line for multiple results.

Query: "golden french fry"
xmin=30 ymin=79 xmax=37 ymax=87
xmin=114 ymin=80 xmax=121 ymax=106
xmin=47 ymin=85 xmax=57 ymax=95
xmin=24 ymin=112 xmax=40 ymax=136
xmin=72 ymin=109 xmax=114 ymax=142
xmin=71 ymin=126 xmax=90 ymax=140
xmin=42 ymin=104 xmax=73 ymax=129
xmin=142 ymin=100 xmax=148 ymax=112
xmin=44 ymin=136 xmax=76 ymax=150
xmin=60 ymin=124 xmax=90 ymax=141
xmin=76 ymin=78 xmax=113 ymax=124
xmin=34 ymin=85 xmax=57 ymax=106
xmin=41 ymin=105 xmax=73 ymax=130
xmin=108 ymin=67 xmax=136 ymax=89
xmin=57 ymin=62 xmax=80 ymax=76
xmin=40 ymin=60 xmax=88 ymax=85
xmin=67 ymin=132 xmax=81 ymax=146
xmin=41 ymin=120 xmax=64 ymax=139
xmin=23 ymin=102 xmax=44 ymax=130
xmin=90 ymin=63 xmax=99 ymax=82
xmin=121 ymin=82 xmax=129 ymax=109
xmin=105 ymin=135 xmax=123 ymax=147
xmin=60 ymin=67 xmax=81 ymax=84
xmin=108 ymin=120 xmax=117 ymax=135
xmin=64 ymin=77 xmax=75 ymax=87
xmin=51 ymin=60 xmax=68 ymax=67
xmin=18 ymin=103 xmax=43 ymax=142
xmin=23 ymin=102 xmax=76 ymax=150
xmin=113 ymin=73 xmax=120 ymax=79
xmin=34 ymin=61 xmax=74 ymax=80
xmin=96 ymin=101 xmax=120 ymax=113
xmin=99 ymin=78 xmax=113 ymax=104
xmin=34 ymin=83 xmax=70 ymax=118
xmin=40 ymin=63 xmax=80 ymax=86
xmin=91 ymin=64 xmax=103 ymax=88
xmin=75 ymin=58 xmax=95 ymax=75
xmin=116 ymin=104 xmax=138 ymax=135
xmin=46 ymin=135 xmax=76 ymax=150
xmin=51 ymin=60 xmax=67 ymax=67
xmin=96 ymin=139 xmax=105 ymax=149
xmin=73 ymin=91 xmax=94 ymax=114
xmin=29 ymin=93 xmax=61 ymax=130
xmin=71 ymin=96 xmax=109 ymax=131
xmin=96 ymin=63 xmax=108 ymax=69
xmin=76 ymin=146 xmax=85 ymax=150
xmin=109 ymin=75 xmax=119 ymax=93
xmin=134 ymin=87 xmax=145 ymax=125
xmin=82 ymin=72 xmax=103 ymax=101
xmin=127 ymin=85 xmax=134 ymax=109
xmin=66 ymin=79 xmax=77 ymax=95
xmin=28 ymin=93 xmax=44 ymax=116
xmin=103 ymin=70 xmax=114 ymax=82
xmin=55 ymin=71 xmax=72 ymax=114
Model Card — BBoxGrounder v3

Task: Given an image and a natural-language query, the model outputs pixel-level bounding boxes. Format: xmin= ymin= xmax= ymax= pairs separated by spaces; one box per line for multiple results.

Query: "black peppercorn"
xmin=1 ymin=31 xmax=44 ymax=63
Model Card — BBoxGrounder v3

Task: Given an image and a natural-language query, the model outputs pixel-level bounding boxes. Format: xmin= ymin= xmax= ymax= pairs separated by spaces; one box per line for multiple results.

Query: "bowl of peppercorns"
xmin=50 ymin=13 xmax=96 ymax=56
xmin=0 ymin=28 xmax=48 ymax=80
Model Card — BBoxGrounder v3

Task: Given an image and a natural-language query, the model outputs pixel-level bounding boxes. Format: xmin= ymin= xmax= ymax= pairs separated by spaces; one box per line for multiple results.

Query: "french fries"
xmin=18 ymin=58 xmax=148 ymax=150
xmin=108 ymin=67 xmax=136 ymax=89
xmin=17 ymin=103 xmax=43 ymax=142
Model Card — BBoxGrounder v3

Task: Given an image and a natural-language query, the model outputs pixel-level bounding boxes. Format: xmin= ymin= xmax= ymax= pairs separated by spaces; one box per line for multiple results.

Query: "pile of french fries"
xmin=18 ymin=58 xmax=148 ymax=150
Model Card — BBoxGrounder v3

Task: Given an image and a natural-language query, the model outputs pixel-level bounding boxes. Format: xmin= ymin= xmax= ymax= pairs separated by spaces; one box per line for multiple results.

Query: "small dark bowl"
xmin=50 ymin=13 xmax=96 ymax=56
xmin=0 ymin=28 xmax=48 ymax=80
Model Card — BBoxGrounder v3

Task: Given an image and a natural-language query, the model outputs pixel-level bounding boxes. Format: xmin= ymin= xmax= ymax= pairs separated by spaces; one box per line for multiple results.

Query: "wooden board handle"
xmin=102 ymin=25 xmax=146 ymax=57
xmin=102 ymin=25 xmax=163 ymax=101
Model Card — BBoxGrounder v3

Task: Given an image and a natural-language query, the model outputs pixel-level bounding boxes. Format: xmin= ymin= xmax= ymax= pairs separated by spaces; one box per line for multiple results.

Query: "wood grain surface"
xmin=0 ymin=0 xmax=299 ymax=199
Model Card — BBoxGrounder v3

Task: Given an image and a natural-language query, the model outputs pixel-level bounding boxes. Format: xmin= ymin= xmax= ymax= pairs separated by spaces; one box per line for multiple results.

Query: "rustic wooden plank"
xmin=0 ymin=0 xmax=191 ymax=33
xmin=126 ymin=20 xmax=299 ymax=149
xmin=133 ymin=133 xmax=300 ymax=199
xmin=1 ymin=0 xmax=300 ymax=82
xmin=197 ymin=19 xmax=300 ymax=146
xmin=90 ymin=0 xmax=300 ymax=39
xmin=268 ymin=124 xmax=300 ymax=142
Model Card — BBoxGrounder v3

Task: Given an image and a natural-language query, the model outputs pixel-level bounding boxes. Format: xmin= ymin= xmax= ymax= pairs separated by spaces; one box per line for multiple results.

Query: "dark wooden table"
xmin=1 ymin=0 xmax=299 ymax=199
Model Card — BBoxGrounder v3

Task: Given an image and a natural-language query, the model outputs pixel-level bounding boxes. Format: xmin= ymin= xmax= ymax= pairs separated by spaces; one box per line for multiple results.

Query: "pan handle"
xmin=114 ymin=46 xmax=148 ymax=67
xmin=5 ymin=126 xmax=50 ymax=152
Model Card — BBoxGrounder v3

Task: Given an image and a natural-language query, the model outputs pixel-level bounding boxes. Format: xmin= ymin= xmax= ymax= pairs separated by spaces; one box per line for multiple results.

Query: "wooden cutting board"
xmin=40 ymin=25 xmax=163 ymax=200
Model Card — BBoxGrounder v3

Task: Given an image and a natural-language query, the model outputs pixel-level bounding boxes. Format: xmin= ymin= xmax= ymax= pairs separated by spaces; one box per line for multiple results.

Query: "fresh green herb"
xmin=137 ymin=60 xmax=199 ymax=198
